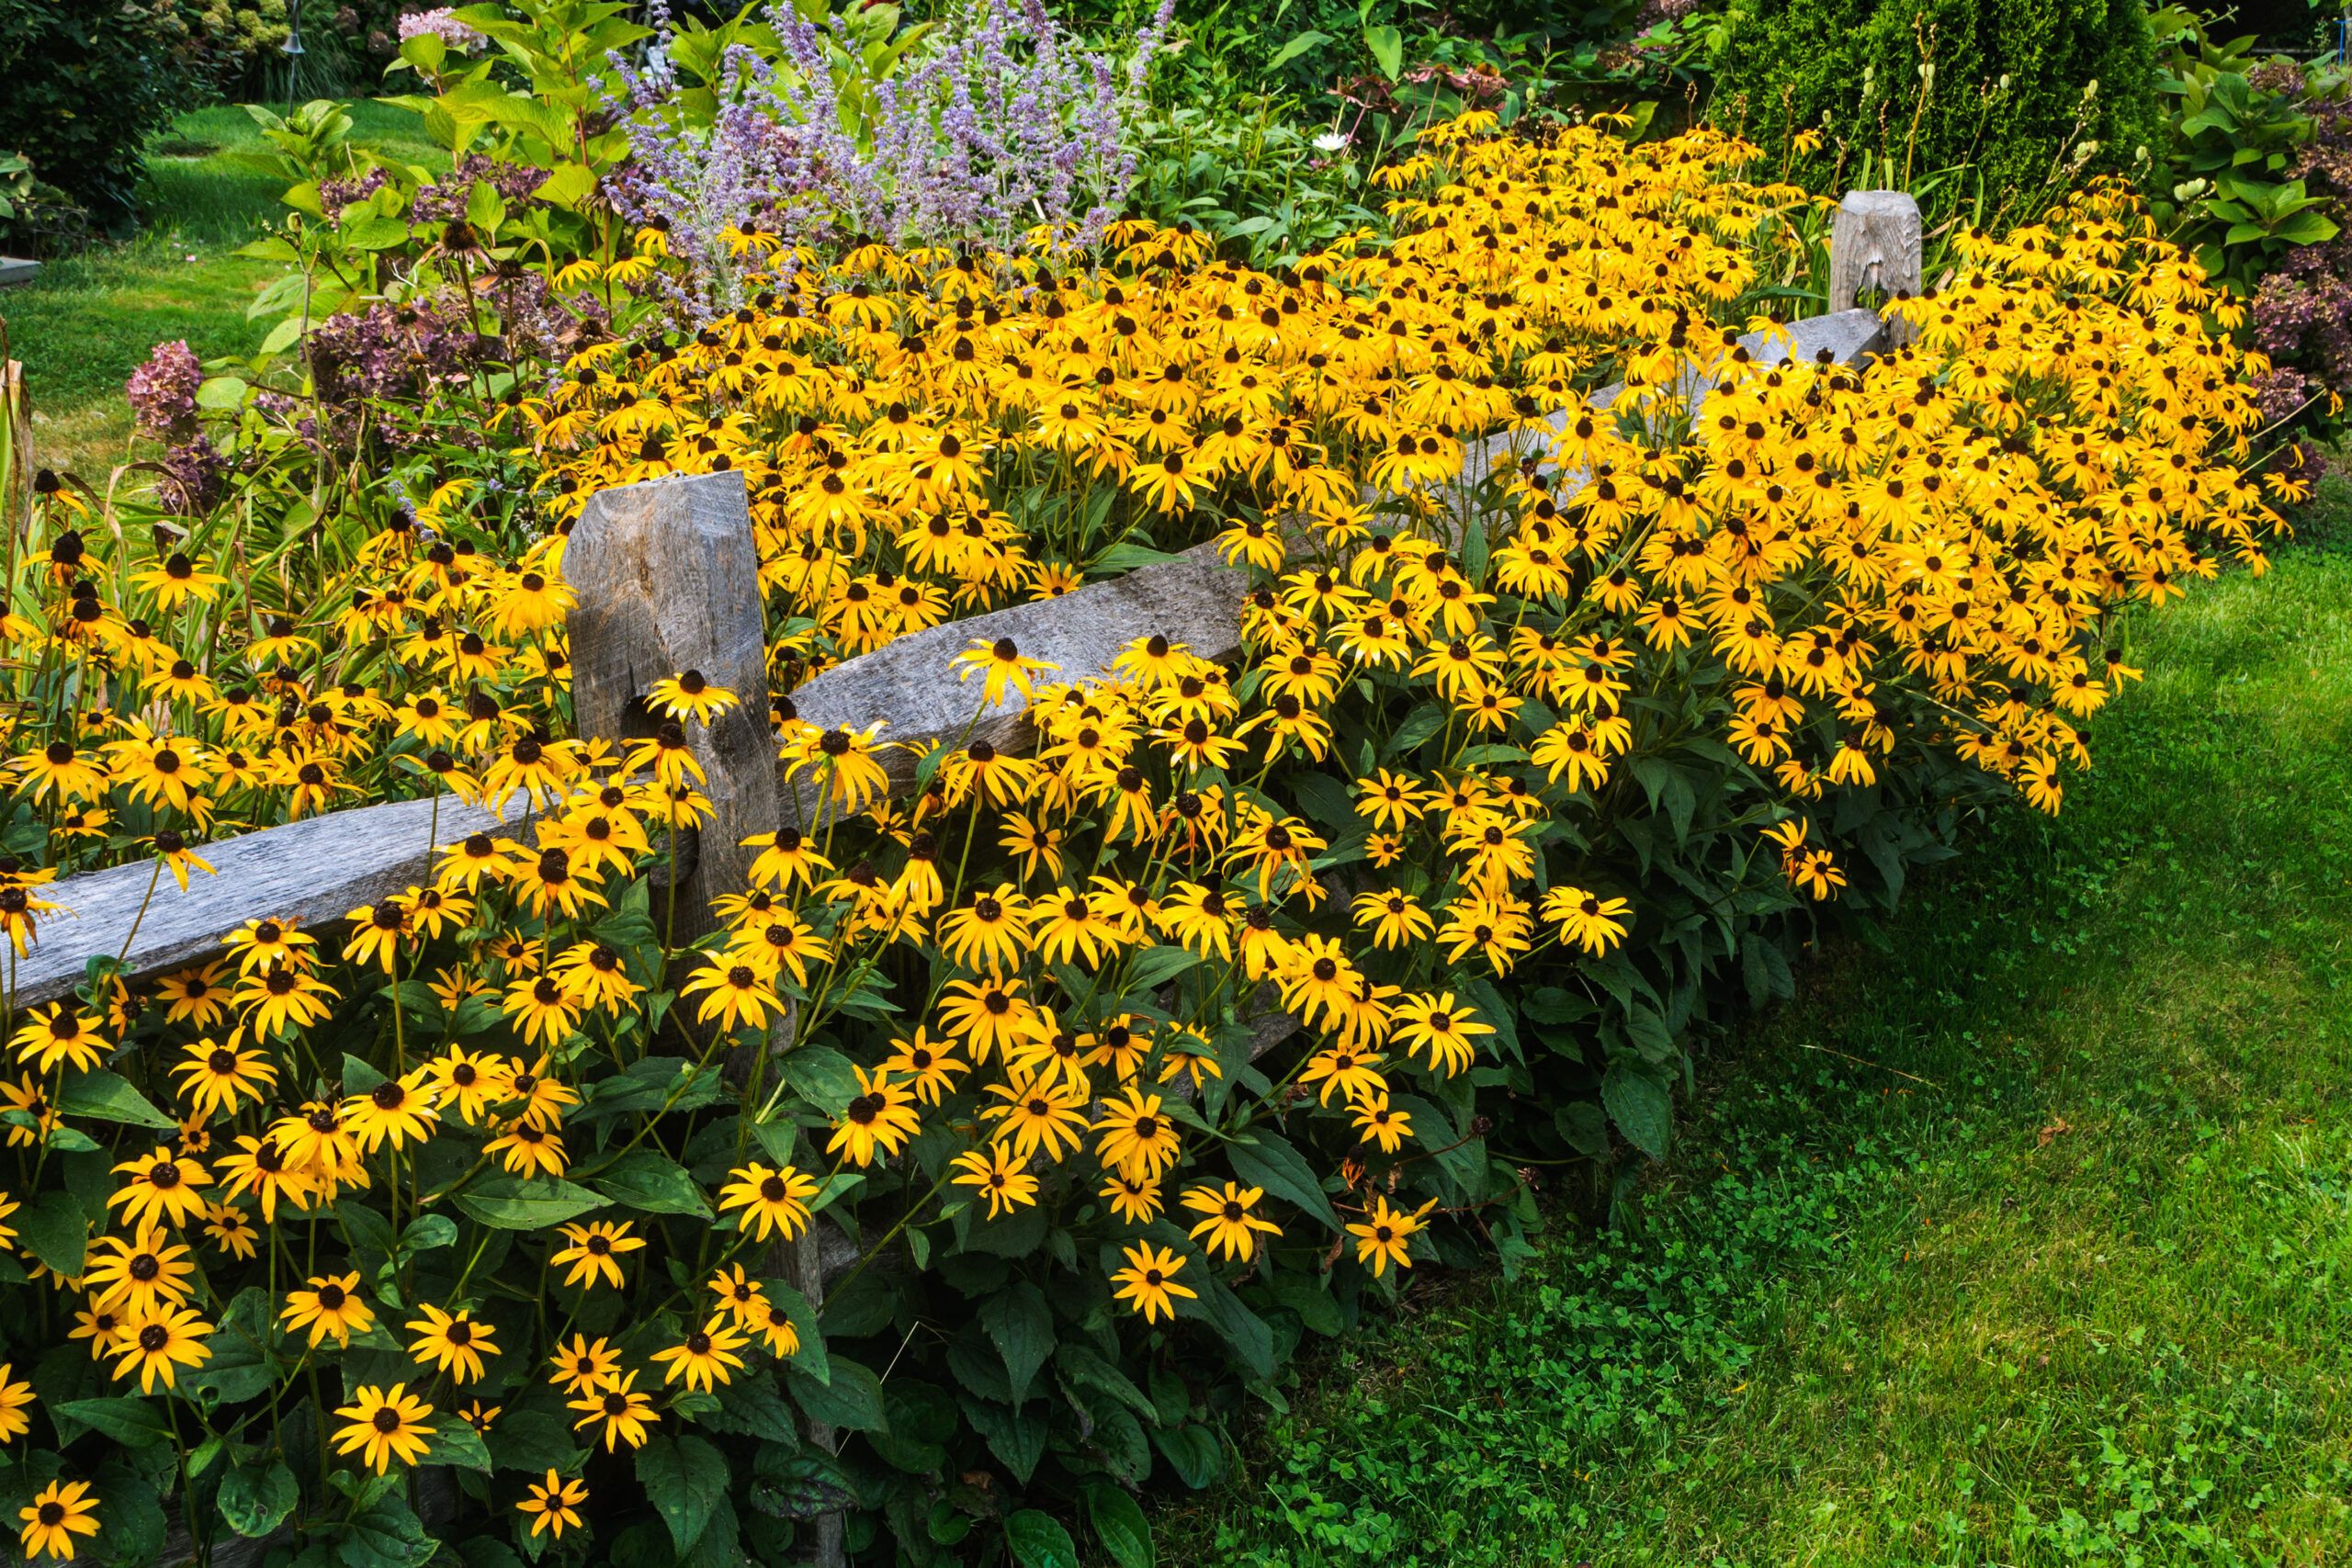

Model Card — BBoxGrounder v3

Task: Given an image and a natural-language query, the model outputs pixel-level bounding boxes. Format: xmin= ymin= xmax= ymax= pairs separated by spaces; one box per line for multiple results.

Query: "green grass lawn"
xmin=1176 ymin=499 xmax=2352 ymax=1565
xmin=0 ymin=99 xmax=435 ymax=479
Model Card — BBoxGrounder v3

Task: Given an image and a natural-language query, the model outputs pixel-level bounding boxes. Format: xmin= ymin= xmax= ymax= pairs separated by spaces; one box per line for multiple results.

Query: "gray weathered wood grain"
xmin=567 ymin=468 xmax=781 ymax=942
xmin=1827 ymin=190 xmax=1925 ymax=346
xmin=11 ymin=792 xmax=508 ymax=1009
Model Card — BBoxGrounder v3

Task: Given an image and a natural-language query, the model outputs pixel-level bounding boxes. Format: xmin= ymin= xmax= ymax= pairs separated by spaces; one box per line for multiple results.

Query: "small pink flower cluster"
xmin=397 ymin=6 xmax=485 ymax=51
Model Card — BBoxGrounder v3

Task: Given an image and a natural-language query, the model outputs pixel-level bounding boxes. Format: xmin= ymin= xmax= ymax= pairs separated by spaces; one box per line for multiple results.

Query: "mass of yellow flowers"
xmin=0 ymin=111 xmax=2291 ymax=1560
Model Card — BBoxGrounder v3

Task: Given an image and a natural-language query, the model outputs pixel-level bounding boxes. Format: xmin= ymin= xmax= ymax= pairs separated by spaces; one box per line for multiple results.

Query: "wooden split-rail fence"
xmin=19 ymin=192 xmax=1918 ymax=1568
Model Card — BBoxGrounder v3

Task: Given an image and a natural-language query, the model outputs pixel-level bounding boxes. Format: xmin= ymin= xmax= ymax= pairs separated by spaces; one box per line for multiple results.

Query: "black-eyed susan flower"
xmin=343 ymin=1070 xmax=440 ymax=1154
xmin=171 ymin=1035 xmax=277 ymax=1119
xmin=950 ymin=1145 xmax=1039 ymax=1219
xmin=406 ymin=1303 xmax=498 ymax=1383
xmin=0 ymin=1364 xmax=33 ymax=1442
xmin=1350 ymin=1093 xmax=1414 ymax=1154
xmin=716 ymin=1162 xmax=818 ymax=1242
xmin=518 ymin=1470 xmax=589 ymax=1540
xmin=681 ymin=957 xmax=785 ymax=1033
xmin=548 ymin=1333 xmax=622 ymax=1396
xmin=1539 ymin=886 xmax=1632 ymax=954
xmin=107 ymin=1146 xmax=211 ymax=1231
xmin=11 ymin=1005 xmax=105 ymax=1076
xmin=17 ymin=1480 xmax=99 ymax=1562
xmin=1181 ymin=1181 xmax=1283 ymax=1263
xmin=570 ymin=1369 xmax=660 ymax=1451
xmin=83 ymin=1226 xmax=196 ymax=1319
xmin=1347 ymin=1195 xmax=1436 ymax=1279
xmin=551 ymin=1220 xmax=646 ymax=1292
xmin=332 ymin=1383 xmax=435 ymax=1473
xmin=112 ymin=1306 xmax=212 ymax=1392
xmin=1390 ymin=991 xmax=1496 ymax=1077
xmin=1091 ymin=1088 xmax=1183 ymax=1182
xmin=650 ymin=1314 xmax=748 ymax=1393
xmin=281 ymin=1271 xmax=375 ymax=1348
xmin=1110 ymin=1242 xmax=1195 ymax=1324
xmin=824 ymin=1067 xmax=922 ymax=1168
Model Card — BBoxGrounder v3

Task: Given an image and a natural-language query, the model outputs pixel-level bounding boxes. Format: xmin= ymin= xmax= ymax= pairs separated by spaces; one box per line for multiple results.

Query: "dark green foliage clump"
xmin=0 ymin=0 xmax=190 ymax=232
xmin=1709 ymin=0 xmax=2164 ymax=212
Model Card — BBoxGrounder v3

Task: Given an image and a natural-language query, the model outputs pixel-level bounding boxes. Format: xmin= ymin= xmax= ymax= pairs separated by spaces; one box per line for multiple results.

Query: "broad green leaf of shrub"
xmin=1083 ymin=1482 xmax=1155 ymax=1568
xmin=980 ymin=1280 xmax=1054 ymax=1405
xmin=51 ymin=1397 xmax=170 ymax=1450
xmin=1602 ymin=1062 xmax=1673 ymax=1159
xmin=453 ymin=1176 xmax=609 ymax=1230
xmin=1226 ymin=1130 xmax=1340 ymax=1231
xmin=635 ymin=1434 xmax=728 ymax=1556
xmin=1007 ymin=1509 xmax=1080 ymax=1568
xmin=219 ymin=1457 xmax=300 ymax=1539
xmin=55 ymin=1069 xmax=174 ymax=1130
xmin=589 ymin=1150 xmax=712 ymax=1218
xmin=14 ymin=1190 xmax=86 ymax=1277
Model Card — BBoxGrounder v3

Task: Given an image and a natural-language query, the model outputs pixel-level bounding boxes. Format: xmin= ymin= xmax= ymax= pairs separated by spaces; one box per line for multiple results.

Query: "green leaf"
xmin=778 ymin=1044 xmax=861 ymax=1117
xmin=980 ymin=1280 xmax=1055 ymax=1406
xmin=636 ymin=1434 xmax=728 ymax=1556
xmin=1385 ymin=701 xmax=1445 ymax=758
xmin=1265 ymin=28 xmax=1331 ymax=73
xmin=1006 ymin=1509 xmax=1080 ymax=1568
xmin=15 ymin=1189 xmax=87 ymax=1277
xmin=424 ymin=1419 xmax=493 ymax=1473
xmin=193 ymin=1287 xmax=280 ymax=1404
xmin=486 ymin=1409 xmax=581 ymax=1474
xmin=342 ymin=215 xmax=413 ymax=250
xmin=1226 ymin=1130 xmax=1340 ymax=1231
xmin=1125 ymin=944 xmax=1200 ymax=992
xmin=1601 ymin=1061 xmax=1672 ymax=1158
xmin=397 ymin=1214 xmax=458 ymax=1257
xmin=786 ymin=1356 xmax=888 ymax=1432
xmin=533 ymin=161 xmax=599 ymax=210
xmin=702 ymin=1376 xmax=799 ymax=1443
xmin=1088 ymin=540 xmax=1181 ymax=575
xmin=53 ymin=1396 xmax=171 ymax=1449
xmin=1084 ymin=1482 xmax=1155 ymax=1568
xmin=589 ymin=1150 xmax=713 ymax=1218
xmin=1150 ymin=1422 xmax=1225 ymax=1488
xmin=219 ymin=1456 xmax=300 ymax=1539
xmin=344 ymin=1491 xmax=438 ymax=1568
xmin=453 ymin=1176 xmax=608 ymax=1230
xmin=56 ymin=1069 xmax=175 ymax=1129
xmin=1363 ymin=23 xmax=1404 ymax=79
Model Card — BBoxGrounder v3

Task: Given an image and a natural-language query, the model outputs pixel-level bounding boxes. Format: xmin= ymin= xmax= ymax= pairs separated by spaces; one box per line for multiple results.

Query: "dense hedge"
xmin=1708 ymin=0 xmax=2164 ymax=210
xmin=0 ymin=0 xmax=188 ymax=232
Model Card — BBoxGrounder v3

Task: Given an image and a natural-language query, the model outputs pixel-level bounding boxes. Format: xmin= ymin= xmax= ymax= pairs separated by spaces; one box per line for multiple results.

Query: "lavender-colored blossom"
xmin=410 ymin=156 xmax=550 ymax=225
xmin=157 ymin=434 xmax=227 ymax=516
xmin=126 ymin=340 xmax=203 ymax=443
xmin=601 ymin=0 xmax=1175 ymax=320
xmin=320 ymin=167 xmax=392 ymax=215
xmin=399 ymin=7 xmax=485 ymax=51
xmin=309 ymin=294 xmax=495 ymax=410
xmin=2250 ymin=100 xmax=2352 ymax=437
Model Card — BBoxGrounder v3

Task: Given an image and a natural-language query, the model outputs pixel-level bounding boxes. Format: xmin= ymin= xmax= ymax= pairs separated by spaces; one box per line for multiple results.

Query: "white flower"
xmin=1313 ymin=132 xmax=1351 ymax=154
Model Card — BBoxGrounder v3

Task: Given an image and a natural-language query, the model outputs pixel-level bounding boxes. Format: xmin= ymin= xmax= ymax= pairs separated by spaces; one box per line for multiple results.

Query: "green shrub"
xmin=1707 ymin=0 xmax=2164 ymax=215
xmin=0 ymin=0 xmax=189 ymax=232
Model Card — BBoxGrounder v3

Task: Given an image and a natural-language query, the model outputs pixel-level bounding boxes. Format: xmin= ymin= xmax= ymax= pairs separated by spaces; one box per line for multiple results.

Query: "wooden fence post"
xmin=560 ymin=468 xmax=849 ymax=1567
xmin=1827 ymin=189 xmax=1924 ymax=346
xmin=565 ymin=469 xmax=777 ymax=942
